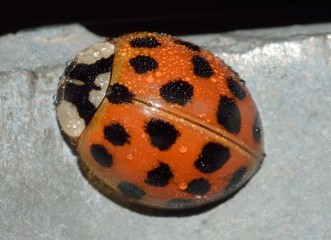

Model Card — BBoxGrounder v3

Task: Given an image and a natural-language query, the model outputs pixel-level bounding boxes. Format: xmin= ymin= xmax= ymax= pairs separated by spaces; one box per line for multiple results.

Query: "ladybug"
xmin=55 ymin=32 xmax=264 ymax=209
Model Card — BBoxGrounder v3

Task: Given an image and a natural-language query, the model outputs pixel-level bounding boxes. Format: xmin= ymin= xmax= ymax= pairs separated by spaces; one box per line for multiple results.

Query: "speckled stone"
xmin=0 ymin=23 xmax=330 ymax=240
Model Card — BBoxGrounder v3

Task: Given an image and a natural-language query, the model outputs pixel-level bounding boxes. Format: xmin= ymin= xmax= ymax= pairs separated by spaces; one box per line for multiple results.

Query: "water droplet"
xmin=93 ymin=51 xmax=100 ymax=57
xmin=146 ymin=75 xmax=154 ymax=83
xmin=141 ymin=133 xmax=146 ymax=138
xmin=239 ymin=79 xmax=246 ymax=86
xmin=199 ymin=162 xmax=207 ymax=170
xmin=179 ymin=145 xmax=188 ymax=153
xmin=126 ymin=154 xmax=134 ymax=160
xmin=154 ymin=70 xmax=162 ymax=78
xmin=178 ymin=182 xmax=188 ymax=190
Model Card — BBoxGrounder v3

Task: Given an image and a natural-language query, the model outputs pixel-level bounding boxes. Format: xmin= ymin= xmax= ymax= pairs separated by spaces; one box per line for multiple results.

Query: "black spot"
xmin=194 ymin=142 xmax=230 ymax=173
xmin=145 ymin=119 xmax=180 ymax=151
xmin=185 ymin=178 xmax=211 ymax=195
xmin=225 ymin=167 xmax=247 ymax=193
xmin=253 ymin=112 xmax=262 ymax=143
xmin=65 ymin=56 xmax=113 ymax=89
xmin=239 ymin=79 xmax=246 ymax=86
xmin=129 ymin=55 xmax=158 ymax=74
xmin=106 ymin=83 xmax=133 ymax=104
xmin=228 ymin=66 xmax=246 ymax=86
xmin=217 ymin=96 xmax=241 ymax=134
xmin=62 ymin=56 xmax=114 ymax=124
xmin=118 ymin=182 xmax=146 ymax=200
xmin=130 ymin=37 xmax=161 ymax=48
xmin=192 ymin=55 xmax=214 ymax=78
xmin=227 ymin=76 xmax=246 ymax=100
xmin=228 ymin=66 xmax=240 ymax=78
xmin=167 ymin=199 xmax=197 ymax=208
xmin=160 ymin=80 xmax=194 ymax=106
xmin=63 ymin=83 xmax=97 ymax=124
xmin=104 ymin=123 xmax=130 ymax=146
xmin=90 ymin=144 xmax=113 ymax=168
xmin=174 ymin=39 xmax=200 ymax=52
xmin=145 ymin=162 xmax=173 ymax=187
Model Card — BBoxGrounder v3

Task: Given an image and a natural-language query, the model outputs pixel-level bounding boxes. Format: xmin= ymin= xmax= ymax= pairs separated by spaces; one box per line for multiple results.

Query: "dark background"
xmin=1 ymin=0 xmax=331 ymax=37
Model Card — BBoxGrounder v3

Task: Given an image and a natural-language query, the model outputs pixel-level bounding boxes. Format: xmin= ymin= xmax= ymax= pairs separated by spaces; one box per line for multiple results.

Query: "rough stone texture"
xmin=1 ymin=24 xmax=330 ymax=239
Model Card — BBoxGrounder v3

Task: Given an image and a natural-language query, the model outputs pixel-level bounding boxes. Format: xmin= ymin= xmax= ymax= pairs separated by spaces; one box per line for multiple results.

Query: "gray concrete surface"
xmin=0 ymin=23 xmax=330 ymax=239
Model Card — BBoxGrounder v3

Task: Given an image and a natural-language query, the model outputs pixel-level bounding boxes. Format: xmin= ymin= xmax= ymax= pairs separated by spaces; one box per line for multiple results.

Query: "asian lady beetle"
xmin=55 ymin=32 xmax=264 ymax=209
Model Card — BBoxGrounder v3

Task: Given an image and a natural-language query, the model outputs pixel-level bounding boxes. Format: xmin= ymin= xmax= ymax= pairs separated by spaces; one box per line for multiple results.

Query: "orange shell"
xmin=60 ymin=32 xmax=264 ymax=209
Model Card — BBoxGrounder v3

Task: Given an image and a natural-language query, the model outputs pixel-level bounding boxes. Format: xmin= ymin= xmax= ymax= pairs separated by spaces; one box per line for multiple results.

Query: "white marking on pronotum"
xmin=89 ymin=72 xmax=111 ymax=107
xmin=76 ymin=41 xmax=115 ymax=65
xmin=57 ymin=101 xmax=86 ymax=138
xmin=56 ymin=40 xmax=115 ymax=138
